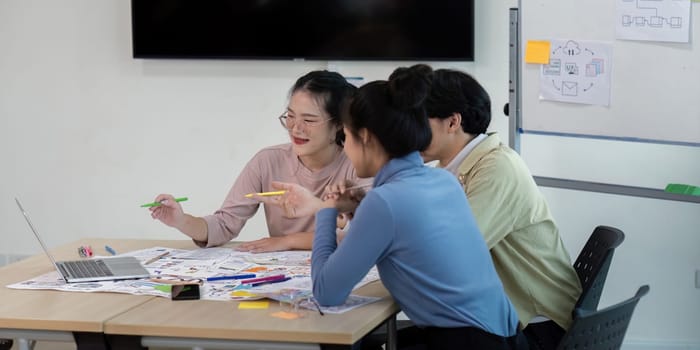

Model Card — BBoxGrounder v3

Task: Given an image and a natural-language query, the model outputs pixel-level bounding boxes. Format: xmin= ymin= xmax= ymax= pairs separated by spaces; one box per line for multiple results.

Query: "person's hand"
xmin=253 ymin=181 xmax=325 ymax=218
xmin=335 ymin=212 xmax=353 ymax=243
xmin=323 ymin=181 xmax=365 ymax=214
xmin=149 ymin=194 xmax=186 ymax=228
xmin=336 ymin=212 xmax=352 ymax=230
xmin=236 ymin=236 xmax=291 ymax=253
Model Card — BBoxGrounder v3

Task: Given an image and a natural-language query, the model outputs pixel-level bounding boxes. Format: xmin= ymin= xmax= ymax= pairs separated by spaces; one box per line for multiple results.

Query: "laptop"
xmin=15 ymin=198 xmax=151 ymax=283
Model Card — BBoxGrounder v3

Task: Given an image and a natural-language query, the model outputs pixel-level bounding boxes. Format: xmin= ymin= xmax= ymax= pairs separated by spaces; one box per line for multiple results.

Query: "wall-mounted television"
xmin=131 ymin=0 xmax=474 ymax=61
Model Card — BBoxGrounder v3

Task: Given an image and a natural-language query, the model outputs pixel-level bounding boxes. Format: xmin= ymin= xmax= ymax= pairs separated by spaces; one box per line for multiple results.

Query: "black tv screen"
xmin=131 ymin=0 xmax=474 ymax=61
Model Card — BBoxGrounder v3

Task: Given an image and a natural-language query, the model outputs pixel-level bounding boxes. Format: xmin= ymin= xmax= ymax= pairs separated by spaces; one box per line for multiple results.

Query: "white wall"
xmin=0 ymin=1 xmax=697 ymax=349
xmin=0 ymin=0 xmax=507 ymax=251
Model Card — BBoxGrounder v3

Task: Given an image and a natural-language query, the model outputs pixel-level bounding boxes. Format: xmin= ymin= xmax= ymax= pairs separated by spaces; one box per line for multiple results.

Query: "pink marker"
xmin=240 ymin=274 xmax=286 ymax=284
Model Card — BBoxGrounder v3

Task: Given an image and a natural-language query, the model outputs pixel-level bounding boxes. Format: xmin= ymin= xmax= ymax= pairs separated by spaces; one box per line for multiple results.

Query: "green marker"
xmin=140 ymin=197 xmax=188 ymax=208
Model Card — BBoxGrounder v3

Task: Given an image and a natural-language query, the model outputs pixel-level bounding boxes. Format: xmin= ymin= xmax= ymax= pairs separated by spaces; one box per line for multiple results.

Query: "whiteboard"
xmin=520 ymin=0 xmax=700 ymax=146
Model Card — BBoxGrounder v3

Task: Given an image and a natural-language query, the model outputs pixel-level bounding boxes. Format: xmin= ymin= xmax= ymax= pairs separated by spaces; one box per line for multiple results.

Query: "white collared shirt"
xmin=442 ymin=133 xmax=487 ymax=175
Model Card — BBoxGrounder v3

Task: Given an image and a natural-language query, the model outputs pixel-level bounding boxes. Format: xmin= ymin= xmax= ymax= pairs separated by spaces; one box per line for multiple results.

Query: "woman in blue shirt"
xmin=264 ymin=66 xmax=527 ymax=349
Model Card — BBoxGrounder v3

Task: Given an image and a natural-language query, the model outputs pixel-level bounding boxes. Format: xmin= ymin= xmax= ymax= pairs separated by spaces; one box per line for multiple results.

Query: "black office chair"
xmin=573 ymin=225 xmax=625 ymax=311
xmin=556 ymin=285 xmax=649 ymax=350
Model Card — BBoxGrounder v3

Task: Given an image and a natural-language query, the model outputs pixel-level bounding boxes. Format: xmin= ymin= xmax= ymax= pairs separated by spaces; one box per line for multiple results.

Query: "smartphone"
xmin=171 ymin=284 xmax=200 ymax=300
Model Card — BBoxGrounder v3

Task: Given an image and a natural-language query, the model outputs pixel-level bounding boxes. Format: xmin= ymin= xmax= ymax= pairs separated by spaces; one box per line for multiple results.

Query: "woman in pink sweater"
xmin=149 ymin=71 xmax=359 ymax=252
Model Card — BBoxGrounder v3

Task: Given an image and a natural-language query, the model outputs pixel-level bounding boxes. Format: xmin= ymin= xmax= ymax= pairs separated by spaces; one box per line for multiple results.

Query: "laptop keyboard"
xmin=63 ymin=260 xmax=113 ymax=278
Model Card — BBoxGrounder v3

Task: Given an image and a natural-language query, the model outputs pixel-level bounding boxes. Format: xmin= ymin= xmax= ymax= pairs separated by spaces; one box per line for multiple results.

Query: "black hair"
xmin=425 ymin=68 xmax=491 ymax=135
xmin=343 ymin=65 xmax=432 ymax=158
xmin=290 ymin=70 xmax=357 ymax=146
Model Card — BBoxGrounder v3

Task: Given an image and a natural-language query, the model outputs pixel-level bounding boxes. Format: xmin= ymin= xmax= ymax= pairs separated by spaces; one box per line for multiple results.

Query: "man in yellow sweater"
xmin=415 ymin=65 xmax=582 ymax=350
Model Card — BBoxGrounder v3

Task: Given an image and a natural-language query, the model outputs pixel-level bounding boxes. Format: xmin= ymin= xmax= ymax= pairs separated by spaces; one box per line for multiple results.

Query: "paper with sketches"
xmin=616 ymin=0 xmax=691 ymax=43
xmin=8 ymin=270 xmax=171 ymax=298
xmin=244 ymin=251 xmax=311 ymax=266
xmin=539 ymin=39 xmax=613 ymax=106
xmin=7 ymin=247 xmax=381 ymax=305
xmin=169 ymin=247 xmax=237 ymax=260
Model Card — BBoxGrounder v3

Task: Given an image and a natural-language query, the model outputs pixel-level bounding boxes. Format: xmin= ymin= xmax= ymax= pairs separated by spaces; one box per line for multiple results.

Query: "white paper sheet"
xmin=7 ymin=247 xmax=381 ymax=307
xmin=616 ymin=0 xmax=691 ymax=43
xmin=539 ymin=39 xmax=613 ymax=106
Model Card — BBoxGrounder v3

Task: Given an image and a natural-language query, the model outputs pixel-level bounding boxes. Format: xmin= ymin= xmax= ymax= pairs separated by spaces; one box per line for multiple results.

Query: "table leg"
xmin=320 ymin=343 xmax=358 ymax=350
xmin=16 ymin=339 xmax=34 ymax=350
xmin=0 ymin=339 xmax=12 ymax=350
xmin=73 ymin=332 xmax=109 ymax=350
xmin=106 ymin=334 xmax=146 ymax=350
xmin=385 ymin=315 xmax=397 ymax=350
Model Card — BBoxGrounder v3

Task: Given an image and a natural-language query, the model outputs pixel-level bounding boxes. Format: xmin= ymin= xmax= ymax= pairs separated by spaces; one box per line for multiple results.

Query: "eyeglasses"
xmin=278 ymin=113 xmax=331 ymax=131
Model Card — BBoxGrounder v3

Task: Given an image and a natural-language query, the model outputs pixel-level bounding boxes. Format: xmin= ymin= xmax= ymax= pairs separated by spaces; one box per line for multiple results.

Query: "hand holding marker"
xmin=321 ymin=183 xmax=371 ymax=201
xmin=244 ymin=183 xmax=370 ymax=199
xmin=141 ymin=197 xmax=188 ymax=208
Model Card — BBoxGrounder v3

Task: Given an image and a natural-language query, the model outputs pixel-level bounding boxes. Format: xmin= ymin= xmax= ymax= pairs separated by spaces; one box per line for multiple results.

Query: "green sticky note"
xmin=665 ymin=184 xmax=700 ymax=196
xmin=154 ymin=285 xmax=172 ymax=293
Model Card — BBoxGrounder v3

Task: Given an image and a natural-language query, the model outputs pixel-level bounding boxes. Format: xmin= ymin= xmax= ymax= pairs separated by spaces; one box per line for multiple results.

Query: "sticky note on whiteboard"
xmin=665 ymin=183 xmax=700 ymax=196
xmin=525 ymin=40 xmax=551 ymax=64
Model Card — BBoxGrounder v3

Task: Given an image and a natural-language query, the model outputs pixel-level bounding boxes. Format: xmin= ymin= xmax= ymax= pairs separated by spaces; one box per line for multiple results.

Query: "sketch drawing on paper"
xmin=621 ymin=0 xmax=683 ymax=28
xmin=616 ymin=0 xmax=691 ymax=42
xmin=539 ymin=40 xmax=612 ymax=106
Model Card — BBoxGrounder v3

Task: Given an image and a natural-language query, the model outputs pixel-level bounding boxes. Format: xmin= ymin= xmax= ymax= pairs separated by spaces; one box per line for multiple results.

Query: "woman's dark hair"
xmin=425 ymin=68 xmax=491 ymax=135
xmin=343 ymin=65 xmax=432 ymax=158
xmin=291 ymin=70 xmax=357 ymax=146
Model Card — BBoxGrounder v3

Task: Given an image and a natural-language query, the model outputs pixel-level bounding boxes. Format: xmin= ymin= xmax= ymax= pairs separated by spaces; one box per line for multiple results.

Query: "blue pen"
xmin=206 ymin=274 xmax=257 ymax=282
xmin=104 ymin=245 xmax=117 ymax=255
xmin=250 ymin=276 xmax=291 ymax=287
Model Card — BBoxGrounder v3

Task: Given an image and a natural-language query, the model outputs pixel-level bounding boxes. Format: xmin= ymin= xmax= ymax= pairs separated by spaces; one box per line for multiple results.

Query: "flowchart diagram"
xmin=616 ymin=0 xmax=690 ymax=42
xmin=621 ymin=0 xmax=683 ymax=28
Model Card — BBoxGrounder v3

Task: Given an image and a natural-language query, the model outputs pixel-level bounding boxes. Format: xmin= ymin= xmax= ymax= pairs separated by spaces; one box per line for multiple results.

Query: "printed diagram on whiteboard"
xmin=539 ymin=39 xmax=612 ymax=106
xmin=616 ymin=0 xmax=691 ymax=42
xmin=622 ymin=0 xmax=682 ymax=28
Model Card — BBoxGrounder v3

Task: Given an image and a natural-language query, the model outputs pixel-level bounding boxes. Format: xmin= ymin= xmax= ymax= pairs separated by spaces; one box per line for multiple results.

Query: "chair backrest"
xmin=557 ymin=285 xmax=649 ymax=350
xmin=573 ymin=225 xmax=625 ymax=311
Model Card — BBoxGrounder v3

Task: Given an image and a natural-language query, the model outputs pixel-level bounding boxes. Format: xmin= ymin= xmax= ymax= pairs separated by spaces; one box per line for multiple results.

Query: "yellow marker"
xmin=246 ymin=266 xmax=268 ymax=272
xmin=525 ymin=40 xmax=551 ymax=64
xmin=244 ymin=190 xmax=286 ymax=198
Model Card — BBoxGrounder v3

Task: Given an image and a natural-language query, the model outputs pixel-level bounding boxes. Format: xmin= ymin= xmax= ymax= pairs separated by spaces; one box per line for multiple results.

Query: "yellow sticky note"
xmin=238 ymin=301 xmax=269 ymax=309
xmin=525 ymin=40 xmax=551 ymax=64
